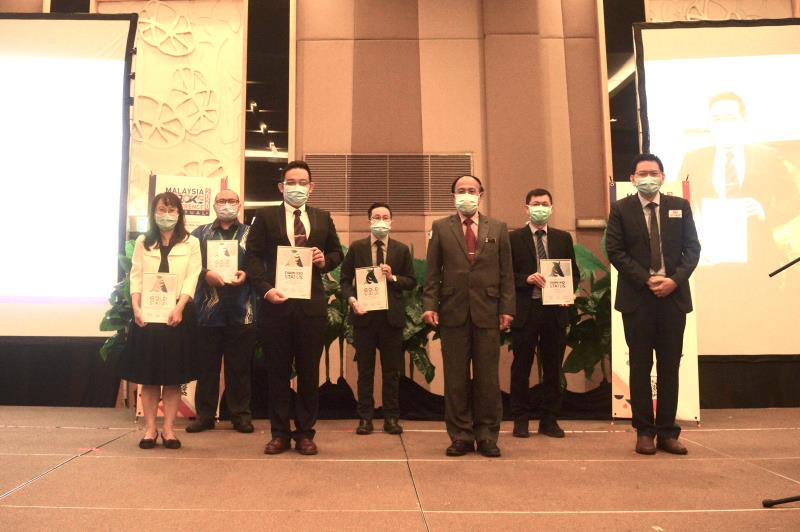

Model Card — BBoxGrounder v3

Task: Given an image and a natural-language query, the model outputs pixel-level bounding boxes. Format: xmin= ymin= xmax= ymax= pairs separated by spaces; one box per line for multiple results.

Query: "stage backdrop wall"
xmin=97 ymin=0 xmax=247 ymax=223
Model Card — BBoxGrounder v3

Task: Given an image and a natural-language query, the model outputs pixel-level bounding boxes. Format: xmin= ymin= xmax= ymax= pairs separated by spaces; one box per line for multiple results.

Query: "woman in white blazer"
xmin=118 ymin=192 xmax=202 ymax=450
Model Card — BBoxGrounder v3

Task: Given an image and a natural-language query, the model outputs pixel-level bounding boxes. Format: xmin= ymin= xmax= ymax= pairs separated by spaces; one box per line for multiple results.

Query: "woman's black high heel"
xmin=161 ymin=432 xmax=181 ymax=449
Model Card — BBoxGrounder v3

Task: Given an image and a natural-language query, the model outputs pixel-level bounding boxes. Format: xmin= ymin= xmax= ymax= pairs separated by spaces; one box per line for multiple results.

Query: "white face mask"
xmin=215 ymin=203 xmax=239 ymax=222
xmin=454 ymin=193 xmax=479 ymax=215
xmin=284 ymin=185 xmax=309 ymax=207
xmin=370 ymin=220 xmax=391 ymax=238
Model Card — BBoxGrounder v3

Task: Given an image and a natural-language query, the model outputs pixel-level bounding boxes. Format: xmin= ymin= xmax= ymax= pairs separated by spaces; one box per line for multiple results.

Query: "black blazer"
xmin=510 ymin=225 xmax=580 ymax=328
xmin=606 ymin=193 xmax=701 ymax=314
xmin=244 ymin=203 xmax=343 ymax=317
xmin=340 ymin=237 xmax=416 ymax=329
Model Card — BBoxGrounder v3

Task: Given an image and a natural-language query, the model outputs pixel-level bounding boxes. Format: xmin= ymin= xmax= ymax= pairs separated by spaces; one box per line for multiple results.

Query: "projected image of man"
xmin=678 ymin=92 xmax=798 ymax=267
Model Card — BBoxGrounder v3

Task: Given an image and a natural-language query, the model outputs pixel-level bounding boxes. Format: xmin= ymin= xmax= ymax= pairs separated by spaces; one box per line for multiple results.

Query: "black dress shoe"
xmin=383 ymin=417 xmax=403 ymax=435
xmin=513 ymin=420 xmax=530 ymax=438
xmin=477 ymin=440 xmax=501 ymax=457
xmin=185 ymin=419 xmax=215 ymax=433
xmin=161 ymin=433 xmax=181 ymax=449
xmin=445 ymin=440 xmax=474 ymax=456
xmin=138 ymin=433 xmax=158 ymax=449
xmin=538 ymin=420 xmax=565 ymax=438
xmin=356 ymin=419 xmax=374 ymax=435
xmin=233 ymin=421 xmax=254 ymax=433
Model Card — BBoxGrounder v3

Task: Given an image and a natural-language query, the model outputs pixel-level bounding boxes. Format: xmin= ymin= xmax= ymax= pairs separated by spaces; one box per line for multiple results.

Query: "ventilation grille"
xmin=304 ymin=153 xmax=472 ymax=213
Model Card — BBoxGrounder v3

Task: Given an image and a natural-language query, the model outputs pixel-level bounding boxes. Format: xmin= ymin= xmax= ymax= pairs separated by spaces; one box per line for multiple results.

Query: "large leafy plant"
xmin=99 ymin=240 xmax=136 ymax=361
xmin=562 ymin=239 xmax=611 ymax=382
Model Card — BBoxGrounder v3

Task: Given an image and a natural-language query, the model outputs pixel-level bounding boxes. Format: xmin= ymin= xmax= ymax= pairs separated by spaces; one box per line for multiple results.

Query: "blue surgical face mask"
xmin=215 ymin=203 xmax=239 ymax=222
xmin=454 ymin=193 xmax=479 ymax=215
xmin=528 ymin=205 xmax=551 ymax=225
xmin=284 ymin=185 xmax=309 ymax=207
xmin=155 ymin=213 xmax=178 ymax=231
xmin=370 ymin=220 xmax=391 ymax=238
xmin=635 ymin=176 xmax=662 ymax=197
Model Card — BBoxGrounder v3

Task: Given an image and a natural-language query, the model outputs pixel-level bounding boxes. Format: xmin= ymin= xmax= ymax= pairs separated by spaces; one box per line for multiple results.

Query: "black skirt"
xmin=117 ymin=302 xmax=199 ymax=386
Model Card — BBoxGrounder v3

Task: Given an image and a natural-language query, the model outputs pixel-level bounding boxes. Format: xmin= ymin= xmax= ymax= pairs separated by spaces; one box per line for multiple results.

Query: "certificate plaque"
xmin=355 ymin=266 xmax=388 ymax=311
xmin=142 ymin=273 xmax=177 ymax=323
xmin=275 ymin=246 xmax=313 ymax=299
xmin=540 ymin=259 xmax=574 ymax=305
xmin=207 ymin=240 xmax=238 ymax=283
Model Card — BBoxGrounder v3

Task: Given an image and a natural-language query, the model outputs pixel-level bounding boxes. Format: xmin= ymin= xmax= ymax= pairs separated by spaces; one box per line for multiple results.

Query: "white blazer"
xmin=129 ymin=234 xmax=202 ymax=298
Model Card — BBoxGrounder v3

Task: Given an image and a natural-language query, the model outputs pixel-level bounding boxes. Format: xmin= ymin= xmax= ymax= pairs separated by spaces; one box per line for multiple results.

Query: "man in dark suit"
xmin=340 ymin=202 xmax=416 ymax=436
xmin=606 ymin=154 xmax=701 ymax=455
xmin=509 ymin=188 xmax=579 ymax=439
xmin=423 ymin=175 xmax=515 ymax=458
xmin=244 ymin=160 xmax=343 ymax=456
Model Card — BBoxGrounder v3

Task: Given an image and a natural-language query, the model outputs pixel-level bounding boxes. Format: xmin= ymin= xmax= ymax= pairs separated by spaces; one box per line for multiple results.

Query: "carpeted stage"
xmin=1 ymin=407 xmax=799 ymax=531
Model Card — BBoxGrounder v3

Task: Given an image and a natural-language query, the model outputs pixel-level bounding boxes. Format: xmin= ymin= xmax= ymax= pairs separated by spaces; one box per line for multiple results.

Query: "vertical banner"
xmin=149 ymin=174 xmax=224 ymax=231
xmin=610 ymin=181 xmax=700 ymax=422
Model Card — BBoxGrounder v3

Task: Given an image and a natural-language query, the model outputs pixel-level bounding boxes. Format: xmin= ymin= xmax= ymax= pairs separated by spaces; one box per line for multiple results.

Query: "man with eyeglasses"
xmin=606 ymin=154 xmax=701 ymax=456
xmin=187 ymin=189 xmax=258 ymax=434
xmin=340 ymin=202 xmax=417 ymax=436
xmin=423 ymin=175 xmax=515 ymax=458
xmin=245 ymin=160 xmax=343 ymax=455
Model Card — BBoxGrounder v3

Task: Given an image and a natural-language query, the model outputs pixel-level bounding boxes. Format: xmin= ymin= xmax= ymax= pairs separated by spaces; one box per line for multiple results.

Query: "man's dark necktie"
xmin=533 ymin=229 xmax=547 ymax=299
xmin=293 ymin=209 xmax=307 ymax=247
xmin=464 ymin=218 xmax=476 ymax=263
xmin=375 ymin=240 xmax=384 ymax=266
xmin=647 ymin=202 xmax=662 ymax=272
xmin=724 ymin=148 xmax=739 ymax=193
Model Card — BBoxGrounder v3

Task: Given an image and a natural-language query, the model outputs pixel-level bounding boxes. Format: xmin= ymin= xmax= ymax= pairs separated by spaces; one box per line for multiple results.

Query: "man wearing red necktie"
xmin=422 ymin=175 xmax=515 ymax=458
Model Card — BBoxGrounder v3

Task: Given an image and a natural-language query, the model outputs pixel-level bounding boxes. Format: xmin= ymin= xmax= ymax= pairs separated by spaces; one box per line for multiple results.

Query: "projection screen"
xmin=635 ymin=20 xmax=800 ymax=355
xmin=0 ymin=14 xmax=137 ymax=336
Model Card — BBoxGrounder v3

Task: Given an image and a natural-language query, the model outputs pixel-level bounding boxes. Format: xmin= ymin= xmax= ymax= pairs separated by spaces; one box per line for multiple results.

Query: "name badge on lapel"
xmin=668 ymin=210 xmax=682 ymax=218
xmin=485 ymin=238 xmax=496 ymax=243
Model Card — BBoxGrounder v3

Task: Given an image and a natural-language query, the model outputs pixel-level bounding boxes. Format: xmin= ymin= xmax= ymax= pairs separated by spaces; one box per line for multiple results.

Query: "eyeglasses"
xmin=215 ymin=199 xmax=240 ymax=205
xmin=634 ymin=171 xmax=662 ymax=178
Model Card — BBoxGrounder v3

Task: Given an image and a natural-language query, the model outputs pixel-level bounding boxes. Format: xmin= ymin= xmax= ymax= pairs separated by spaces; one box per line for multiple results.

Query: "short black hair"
xmin=451 ymin=174 xmax=484 ymax=193
xmin=282 ymin=160 xmax=312 ymax=181
xmin=525 ymin=188 xmax=553 ymax=204
xmin=368 ymin=202 xmax=392 ymax=218
xmin=709 ymin=91 xmax=746 ymax=117
xmin=629 ymin=153 xmax=664 ymax=175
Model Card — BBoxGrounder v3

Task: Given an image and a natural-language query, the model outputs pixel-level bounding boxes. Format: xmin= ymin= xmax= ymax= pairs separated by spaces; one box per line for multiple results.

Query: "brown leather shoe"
xmin=264 ymin=437 xmax=290 ymax=455
xmin=657 ymin=437 xmax=688 ymax=455
xmin=295 ymin=437 xmax=318 ymax=455
xmin=635 ymin=434 xmax=656 ymax=455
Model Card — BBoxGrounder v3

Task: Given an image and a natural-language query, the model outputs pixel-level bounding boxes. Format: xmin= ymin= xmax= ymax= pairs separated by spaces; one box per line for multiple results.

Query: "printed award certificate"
xmin=207 ymin=240 xmax=238 ymax=283
xmin=540 ymin=259 xmax=574 ymax=305
xmin=275 ymin=246 xmax=313 ymax=299
xmin=142 ymin=273 xmax=177 ymax=323
xmin=355 ymin=266 xmax=388 ymax=311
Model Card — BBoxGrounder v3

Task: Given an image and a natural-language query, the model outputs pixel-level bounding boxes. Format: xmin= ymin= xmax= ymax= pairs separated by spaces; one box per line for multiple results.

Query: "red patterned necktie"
xmin=294 ymin=210 xmax=307 ymax=246
xmin=464 ymin=218 xmax=476 ymax=263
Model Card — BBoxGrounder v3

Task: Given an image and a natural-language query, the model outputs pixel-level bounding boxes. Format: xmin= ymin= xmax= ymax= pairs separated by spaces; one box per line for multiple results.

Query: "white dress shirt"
xmin=370 ymin=234 xmax=389 ymax=265
xmin=712 ymin=145 xmax=745 ymax=198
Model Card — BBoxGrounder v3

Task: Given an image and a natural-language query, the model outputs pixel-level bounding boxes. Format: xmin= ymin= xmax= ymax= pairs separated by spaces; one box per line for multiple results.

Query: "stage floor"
xmin=1 ymin=407 xmax=799 ymax=531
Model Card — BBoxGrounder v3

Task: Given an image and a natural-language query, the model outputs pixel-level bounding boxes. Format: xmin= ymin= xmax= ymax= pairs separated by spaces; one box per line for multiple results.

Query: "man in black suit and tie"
xmin=340 ymin=202 xmax=417 ymax=436
xmin=606 ymin=154 xmax=701 ymax=455
xmin=423 ymin=175 xmax=515 ymax=458
xmin=509 ymin=188 xmax=579 ymax=439
xmin=245 ymin=160 xmax=343 ymax=456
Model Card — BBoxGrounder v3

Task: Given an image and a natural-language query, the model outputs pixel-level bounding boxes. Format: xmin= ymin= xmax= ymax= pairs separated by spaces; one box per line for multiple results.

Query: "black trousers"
xmin=194 ymin=324 xmax=257 ymax=424
xmin=439 ymin=315 xmax=502 ymax=444
xmin=260 ymin=302 xmax=325 ymax=441
xmin=510 ymin=302 xmax=566 ymax=423
xmin=621 ymin=292 xmax=686 ymax=439
xmin=353 ymin=311 xmax=403 ymax=420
